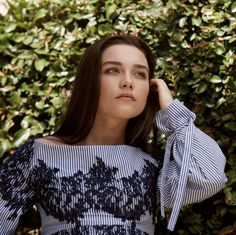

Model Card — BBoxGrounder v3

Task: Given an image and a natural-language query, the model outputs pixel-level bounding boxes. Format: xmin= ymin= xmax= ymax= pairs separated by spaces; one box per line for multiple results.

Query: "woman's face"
xmin=96 ymin=44 xmax=150 ymax=122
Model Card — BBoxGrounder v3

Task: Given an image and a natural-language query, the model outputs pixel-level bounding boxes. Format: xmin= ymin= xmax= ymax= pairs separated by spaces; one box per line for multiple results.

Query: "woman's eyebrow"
xmin=102 ymin=61 xmax=122 ymax=66
xmin=134 ymin=64 xmax=149 ymax=73
xmin=102 ymin=61 xmax=149 ymax=72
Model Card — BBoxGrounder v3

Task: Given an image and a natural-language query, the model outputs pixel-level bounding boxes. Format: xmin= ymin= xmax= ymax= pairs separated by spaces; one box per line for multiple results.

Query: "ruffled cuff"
xmin=156 ymin=99 xmax=196 ymax=136
xmin=156 ymin=99 xmax=195 ymax=231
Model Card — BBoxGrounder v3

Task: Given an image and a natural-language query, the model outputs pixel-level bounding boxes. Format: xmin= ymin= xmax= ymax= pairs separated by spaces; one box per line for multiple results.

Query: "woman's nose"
xmin=119 ymin=75 xmax=133 ymax=90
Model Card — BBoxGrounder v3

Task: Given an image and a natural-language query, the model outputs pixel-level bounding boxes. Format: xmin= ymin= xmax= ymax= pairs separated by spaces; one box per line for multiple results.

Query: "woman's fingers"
xmin=150 ymin=79 xmax=173 ymax=109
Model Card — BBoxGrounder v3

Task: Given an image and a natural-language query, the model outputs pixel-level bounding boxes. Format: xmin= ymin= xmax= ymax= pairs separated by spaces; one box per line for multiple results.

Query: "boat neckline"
xmin=34 ymin=138 xmax=136 ymax=149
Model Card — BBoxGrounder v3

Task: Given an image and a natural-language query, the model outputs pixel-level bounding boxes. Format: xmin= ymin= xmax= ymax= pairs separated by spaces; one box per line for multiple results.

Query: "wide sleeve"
xmin=0 ymin=139 xmax=35 ymax=235
xmin=156 ymin=99 xmax=227 ymax=231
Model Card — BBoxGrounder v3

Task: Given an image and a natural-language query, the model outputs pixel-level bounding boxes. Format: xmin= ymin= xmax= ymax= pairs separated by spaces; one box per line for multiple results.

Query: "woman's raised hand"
xmin=150 ymin=79 xmax=173 ymax=109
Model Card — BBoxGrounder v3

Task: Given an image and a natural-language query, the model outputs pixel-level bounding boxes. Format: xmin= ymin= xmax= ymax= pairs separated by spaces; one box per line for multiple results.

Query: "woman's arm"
xmin=151 ymin=79 xmax=227 ymax=231
xmin=0 ymin=139 xmax=35 ymax=234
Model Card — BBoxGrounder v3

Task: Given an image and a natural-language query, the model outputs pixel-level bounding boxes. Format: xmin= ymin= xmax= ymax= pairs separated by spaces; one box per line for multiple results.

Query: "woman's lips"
xmin=116 ymin=93 xmax=135 ymax=101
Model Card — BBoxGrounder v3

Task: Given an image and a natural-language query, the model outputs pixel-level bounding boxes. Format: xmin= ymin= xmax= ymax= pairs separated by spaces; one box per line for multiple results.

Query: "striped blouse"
xmin=0 ymin=99 xmax=227 ymax=234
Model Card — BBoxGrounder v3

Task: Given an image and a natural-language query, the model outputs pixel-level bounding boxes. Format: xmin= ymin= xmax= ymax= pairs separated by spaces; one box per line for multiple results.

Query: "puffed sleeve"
xmin=156 ymin=99 xmax=227 ymax=231
xmin=0 ymin=139 xmax=35 ymax=234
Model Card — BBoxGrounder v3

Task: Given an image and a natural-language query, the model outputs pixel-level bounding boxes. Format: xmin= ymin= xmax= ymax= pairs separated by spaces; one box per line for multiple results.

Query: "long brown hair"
xmin=54 ymin=34 xmax=159 ymax=153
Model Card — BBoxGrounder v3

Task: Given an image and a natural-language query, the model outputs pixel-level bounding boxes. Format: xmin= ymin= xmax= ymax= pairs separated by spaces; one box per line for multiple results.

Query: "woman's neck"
xmin=81 ymin=118 xmax=128 ymax=145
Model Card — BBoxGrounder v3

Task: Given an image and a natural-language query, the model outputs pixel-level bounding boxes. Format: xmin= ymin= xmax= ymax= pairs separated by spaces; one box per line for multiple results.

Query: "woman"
xmin=0 ymin=34 xmax=227 ymax=234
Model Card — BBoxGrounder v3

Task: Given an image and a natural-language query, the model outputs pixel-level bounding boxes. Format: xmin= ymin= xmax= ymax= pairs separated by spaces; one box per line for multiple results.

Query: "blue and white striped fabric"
xmin=0 ymin=99 xmax=227 ymax=234
xmin=156 ymin=99 xmax=227 ymax=230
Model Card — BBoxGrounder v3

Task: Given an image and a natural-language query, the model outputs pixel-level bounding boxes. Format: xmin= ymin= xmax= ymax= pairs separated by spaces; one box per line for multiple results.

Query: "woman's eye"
xmin=134 ymin=71 xmax=147 ymax=79
xmin=105 ymin=67 xmax=120 ymax=74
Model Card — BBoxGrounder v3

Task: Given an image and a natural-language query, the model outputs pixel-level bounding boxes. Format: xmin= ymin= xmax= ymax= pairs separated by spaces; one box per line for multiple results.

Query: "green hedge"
xmin=0 ymin=0 xmax=235 ymax=234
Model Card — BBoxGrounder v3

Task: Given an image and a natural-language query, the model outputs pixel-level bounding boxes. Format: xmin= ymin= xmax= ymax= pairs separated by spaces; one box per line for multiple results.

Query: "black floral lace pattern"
xmin=0 ymin=140 xmax=161 ymax=234
xmin=0 ymin=139 xmax=35 ymax=220
xmin=52 ymin=222 xmax=149 ymax=235
xmin=32 ymin=157 xmax=158 ymax=224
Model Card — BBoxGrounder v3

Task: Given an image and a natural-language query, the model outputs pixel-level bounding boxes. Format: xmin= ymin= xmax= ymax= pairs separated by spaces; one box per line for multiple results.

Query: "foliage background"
xmin=0 ymin=0 xmax=235 ymax=234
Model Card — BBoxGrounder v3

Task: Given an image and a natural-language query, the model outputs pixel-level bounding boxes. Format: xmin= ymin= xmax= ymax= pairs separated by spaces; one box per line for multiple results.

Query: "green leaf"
xmin=34 ymin=49 xmax=49 ymax=55
xmin=190 ymin=33 xmax=196 ymax=41
xmin=156 ymin=57 xmax=169 ymax=69
xmin=21 ymin=116 xmax=34 ymax=129
xmin=231 ymin=2 xmax=236 ymax=13
xmin=71 ymin=13 xmax=82 ymax=20
xmin=50 ymin=97 xmax=64 ymax=109
xmin=181 ymin=40 xmax=190 ymax=48
xmin=212 ymin=12 xmax=224 ymax=23
xmin=23 ymin=36 xmax=34 ymax=45
xmin=12 ymin=33 xmax=25 ymax=43
xmin=224 ymin=122 xmax=236 ymax=132
xmin=18 ymin=51 xmax=34 ymax=59
xmin=106 ymin=4 xmax=117 ymax=19
xmin=201 ymin=5 xmax=214 ymax=16
xmin=4 ymin=22 xmax=17 ymax=33
xmin=42 ymin=22 xmax=57 ymax=30
xmin=13 ymin=128 xmax=31 ymax=148
xmin=35 ymin=100 xmax=46 ymax=109
xmin=179 ymin=17 xmax=187 ymax=28
xmin=196 ymin=82 xmax=208 ymax=94
xmin=0 ymin=140 xmax=11 ymax=158
xmin=208 ymin=75 xmax=222 ymax=83
xmin=154 ymin=22 xmax=168 ymax=31
xmin=33 ymin=9 xmax=48 ymax=22
xmin=179 ymin=85 xmax=190 ymax=95
xmin=0 ymin=85 xmax=15 ymax=92
xmin=98 ymin=24 xmax=113 ymax=35
xmin=30 ymin=41 xmax=42 ymax=49
xmin=2 ymin=119 xmax=14 ymax=132
xmin=222 ymin=114 xmax=234 ymax=122
xmin=216 ymin=46 xmax=226 ymax=55
xmin=34 ymin=59 xmax=49 ymax=71
xmin=215 ymin=97 xmax=225 ymax=108
xmin=8 ymin=91 xmax=21 ymax=106
xmin=31 ymin=122 xmax=45 ymax=135
xmin=184 ymin=5 xmax=196 ymax=15
xmin=192 ymin=17 xmax=202 ymax=27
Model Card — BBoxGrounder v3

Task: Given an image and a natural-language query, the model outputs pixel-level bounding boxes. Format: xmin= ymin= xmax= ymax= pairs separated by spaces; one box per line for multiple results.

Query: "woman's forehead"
xmin=102 ymin=44 xmax=148 ymax=67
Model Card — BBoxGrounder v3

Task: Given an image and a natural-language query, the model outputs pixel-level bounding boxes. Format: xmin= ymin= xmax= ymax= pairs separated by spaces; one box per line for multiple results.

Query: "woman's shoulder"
xmin=35 ymin=136 xmax=65 ymax=146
